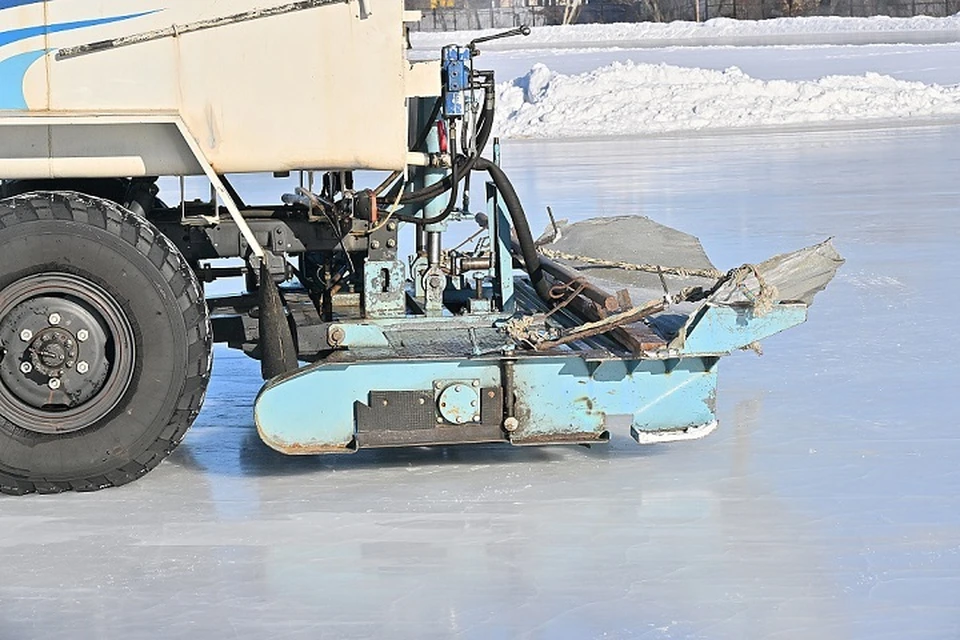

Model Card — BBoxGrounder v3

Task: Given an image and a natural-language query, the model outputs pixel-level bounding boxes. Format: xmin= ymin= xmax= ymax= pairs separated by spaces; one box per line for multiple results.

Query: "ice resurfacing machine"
xmin=0 ymin=0 xmax=842 ymax=494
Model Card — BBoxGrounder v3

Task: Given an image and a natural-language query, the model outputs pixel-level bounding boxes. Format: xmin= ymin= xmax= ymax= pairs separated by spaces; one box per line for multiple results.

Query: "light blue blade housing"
xmin=254 ymin=301 xmax=808 ymax=453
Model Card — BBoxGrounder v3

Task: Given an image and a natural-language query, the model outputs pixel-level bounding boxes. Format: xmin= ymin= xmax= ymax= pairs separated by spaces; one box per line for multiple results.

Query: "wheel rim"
xmin=0 ymin=273 xmax=137 ymax=435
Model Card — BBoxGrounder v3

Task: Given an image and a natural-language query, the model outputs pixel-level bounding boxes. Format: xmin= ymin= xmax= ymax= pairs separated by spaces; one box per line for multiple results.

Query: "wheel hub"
xmin=29 ymin=328 xmax=76 ymax=375
xmin=0 ymin=274 xmax=135 ymax=434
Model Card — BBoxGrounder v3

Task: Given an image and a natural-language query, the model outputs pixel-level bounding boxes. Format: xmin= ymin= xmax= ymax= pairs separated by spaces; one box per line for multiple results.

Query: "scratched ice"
xmin=6 ymin=39 xmax=960 ymax=637
xmin=1 ymin=122 xmax=956 ymax=640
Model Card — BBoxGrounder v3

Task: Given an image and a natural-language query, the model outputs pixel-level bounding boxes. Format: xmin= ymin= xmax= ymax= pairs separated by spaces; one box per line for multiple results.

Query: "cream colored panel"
xmin=174 ymin=1 xmax=408 ymax=173
xmin=0 ymin=121 xmax=201 ymax=178
xmin=6 ymin=0 xmax=414 ymax=175
xmin=47 ymin=40 xmax=180 ymax=113
xmin=406 ymin=61 xmax=441 ymax=98
xmin=0 ymin=157 xmax=147 ymax=179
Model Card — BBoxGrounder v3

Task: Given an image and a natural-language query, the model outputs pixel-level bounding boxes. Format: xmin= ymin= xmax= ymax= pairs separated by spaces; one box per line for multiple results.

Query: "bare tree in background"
xmin=563 ymin=0 xmax=586 ymax=23
xmin=642 ymin=0 xmax=666 ymax=20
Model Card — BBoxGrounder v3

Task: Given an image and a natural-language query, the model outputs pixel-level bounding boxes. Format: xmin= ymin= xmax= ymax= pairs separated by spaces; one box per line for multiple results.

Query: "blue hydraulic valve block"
xmin=441 ymin=45 xmax=471 ymax=119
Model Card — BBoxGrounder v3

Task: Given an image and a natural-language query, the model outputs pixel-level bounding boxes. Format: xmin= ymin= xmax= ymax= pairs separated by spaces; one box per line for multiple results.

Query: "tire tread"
xmin=0 ymin=192 xmax=211 ymax=496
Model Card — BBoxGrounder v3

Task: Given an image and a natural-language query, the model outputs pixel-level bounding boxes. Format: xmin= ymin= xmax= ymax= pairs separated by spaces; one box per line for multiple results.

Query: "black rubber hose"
xmin=413 ymin=129 xmax=460 ymax=226
xmin=391 ymin=115 xmax=491 ymax=207
xmin=414 ymin=97 xmax=444 ymax=152
xmin=394 ymin=81 xmax=496 ymax=207
xmin=373 ymin=98 xmax=443 ymax=197
xmin=473 ymin=158 xmax=551 ymax=304
xmin=392 ymin=125 xmax=463 ymax=226
xmin=473 ymin=72 xmax=496 ymax=152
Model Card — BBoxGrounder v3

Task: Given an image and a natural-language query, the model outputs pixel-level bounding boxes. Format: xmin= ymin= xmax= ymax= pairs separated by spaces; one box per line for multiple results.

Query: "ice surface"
xmin=3 ymin=122 xmax=957 ymax=639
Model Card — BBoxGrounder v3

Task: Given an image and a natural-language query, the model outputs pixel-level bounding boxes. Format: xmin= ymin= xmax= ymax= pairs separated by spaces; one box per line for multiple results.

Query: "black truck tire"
xmin=0 ymin=192 xmax=211 ymax=495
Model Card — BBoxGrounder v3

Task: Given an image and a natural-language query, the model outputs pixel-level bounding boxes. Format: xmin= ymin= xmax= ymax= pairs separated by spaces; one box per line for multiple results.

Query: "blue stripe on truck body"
xmin=0 ymin=9 xmax=159 ymax=109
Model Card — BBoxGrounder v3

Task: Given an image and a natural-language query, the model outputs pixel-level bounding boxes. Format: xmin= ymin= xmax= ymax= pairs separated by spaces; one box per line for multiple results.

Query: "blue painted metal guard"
xmin=254 ymin=302 xmax=807 ymax=454
xmin=674 ymin=304 xmax=808 ymax=355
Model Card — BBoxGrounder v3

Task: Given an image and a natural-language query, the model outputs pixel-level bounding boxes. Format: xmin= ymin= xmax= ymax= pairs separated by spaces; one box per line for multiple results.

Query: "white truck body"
xmin=0 ymin=0 xmax=435 ymax=177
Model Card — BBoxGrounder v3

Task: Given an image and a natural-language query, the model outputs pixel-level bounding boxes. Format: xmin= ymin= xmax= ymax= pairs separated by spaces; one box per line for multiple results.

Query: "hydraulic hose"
xmin=373 ymin=98 xmax=443 ymax=197
xmin=419 ymin=127 xmax=460 ymax=226
xmin=473 ymin=158 xmax=551 ymax=304
xmin=394 ymin=126 xmax=461 ymax=227
xmin=394 ymin=76 xmax=496 ymax=208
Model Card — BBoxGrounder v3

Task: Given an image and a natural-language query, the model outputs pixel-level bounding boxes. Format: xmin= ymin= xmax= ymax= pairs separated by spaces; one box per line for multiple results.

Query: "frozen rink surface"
xmin=1 ymin=122 xmax=958 ymax=639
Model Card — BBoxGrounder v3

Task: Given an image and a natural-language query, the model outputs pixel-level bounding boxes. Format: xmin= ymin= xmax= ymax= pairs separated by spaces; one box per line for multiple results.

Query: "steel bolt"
xmin=48 ymin=313 xmax=61 ymax=326
xmin=436 ymin=417 xmax=443 ymax=424
xmin=418 ymin=398 xmax=426 ymax=405
xmin=19 ymin=329 xmax=32 ymax=342
xmin=328 ymin=326 xmax=346 ymax=347
xmin=386 ymin=239 xmax=397 ymax=249
xmin=76 ymin=329 xmax=89 ymax=342
xmin=473 ymin=416 xmax=481 ymax=423
xmin=387 ymin=222 xmax=397 ymax=232
xmin=19 ymin=362 xmax=33 ymax=374
xmin=504 ymin=417 xmax=520 ymax=432
xmin=370 ymin=240 xmax=381 ymax=251
xmin=472 ymin=380 xmax=480 ymax=388
xmin=77 ymin=361 xmax=89 ymax=375
xmin=48 ymin=378 xmax=61 ymax=390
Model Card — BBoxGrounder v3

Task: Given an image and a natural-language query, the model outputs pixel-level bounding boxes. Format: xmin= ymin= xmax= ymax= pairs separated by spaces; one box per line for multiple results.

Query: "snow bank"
xmin=412 ymin=15 xmax=960 ymax=50
xmin=496 ymin=61 xmax=960 ymax=138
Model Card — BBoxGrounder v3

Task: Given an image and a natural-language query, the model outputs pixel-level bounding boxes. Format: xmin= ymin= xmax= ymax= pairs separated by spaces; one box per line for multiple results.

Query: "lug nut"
xmin=48 ymin=313 xmax=61 ymax=326
xmin=76 ymin=329 xmax=89 ymax=342
xmin=76 ymin=361 xmax=89 ymax=374
xmin=19 ymin=329 xmax=32 ymax=342
xmin=19 ymin=362 xmax=33 ymax=374
xmin=48 ymin=378 xmax=61 ymax=390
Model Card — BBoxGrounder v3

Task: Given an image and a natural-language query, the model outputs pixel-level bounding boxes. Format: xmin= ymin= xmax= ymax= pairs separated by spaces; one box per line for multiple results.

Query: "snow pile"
xmin=413 ymin=15 xmax=960 ymax=50
xmin=495 ymin=61 xmax=960 ymax=138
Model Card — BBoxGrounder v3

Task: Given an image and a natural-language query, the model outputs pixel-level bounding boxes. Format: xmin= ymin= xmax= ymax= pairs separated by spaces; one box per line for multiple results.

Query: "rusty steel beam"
xmin=534 ymin=248 xmax=620 ymax=313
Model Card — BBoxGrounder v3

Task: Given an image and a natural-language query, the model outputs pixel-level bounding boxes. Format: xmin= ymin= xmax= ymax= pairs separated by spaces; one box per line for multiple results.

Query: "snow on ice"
xmin=494 ymin=61 xmax=960 ymax=138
